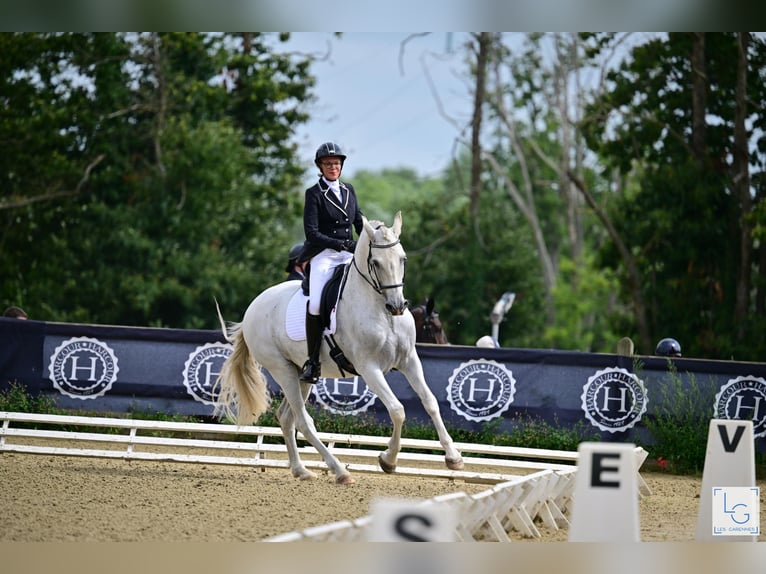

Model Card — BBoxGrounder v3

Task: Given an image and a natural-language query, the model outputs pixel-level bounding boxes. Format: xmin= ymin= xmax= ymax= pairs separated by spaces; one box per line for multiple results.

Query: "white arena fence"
xmin=265 ymin=469 xmax=578 ymax=542
xmin=0 ymin=411 xmax=650 ymax=541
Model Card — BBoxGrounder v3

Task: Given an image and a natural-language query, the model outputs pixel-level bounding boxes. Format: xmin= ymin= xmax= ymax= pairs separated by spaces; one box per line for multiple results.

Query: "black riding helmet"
xmin=655 ymin=337 xmax=682 ymax=357
xmin=285 ymin=242 xmax=304 ymax=272
xmin=314 ymin=142 xmax=347 ymax=167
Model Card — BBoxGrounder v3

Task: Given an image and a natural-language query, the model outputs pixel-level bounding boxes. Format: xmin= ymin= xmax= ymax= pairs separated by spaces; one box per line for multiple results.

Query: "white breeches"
xmin=308 ymin=249 xmax=353 ymax=315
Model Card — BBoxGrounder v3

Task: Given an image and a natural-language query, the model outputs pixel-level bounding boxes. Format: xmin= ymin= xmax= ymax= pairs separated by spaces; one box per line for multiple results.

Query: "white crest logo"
xmin=447 ymin=359 xmax=516 ymax=422
xmin=312 ymin=376 xmax=377 ymax=415
xmin=48 ymin=336 xmax=119 ymax=400
xmin=715 ymin=376 xmax=766 ymax=438
xmin=183 ymin=342 xmax=233 ymax=405
xmin=581 ymin=367 xmax=648 ymax=433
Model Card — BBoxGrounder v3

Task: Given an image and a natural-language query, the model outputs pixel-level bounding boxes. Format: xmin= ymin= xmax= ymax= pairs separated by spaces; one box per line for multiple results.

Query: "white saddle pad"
xmin=285 ymin=289 xmax=339 ymax=341
xmin=285 ymin=289 xmax=308 ymax=341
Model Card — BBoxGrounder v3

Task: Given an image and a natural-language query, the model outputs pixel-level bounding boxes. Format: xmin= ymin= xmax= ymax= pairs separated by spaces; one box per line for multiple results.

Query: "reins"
xmin=351 ymin=237 xmax=404 ymax=294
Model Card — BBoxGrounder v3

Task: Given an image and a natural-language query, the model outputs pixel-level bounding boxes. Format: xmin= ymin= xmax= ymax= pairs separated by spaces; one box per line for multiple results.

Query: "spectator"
xmin=2 ymin=306 xmax=28 ymax=319
xmin=655 ymin=337 xmax=682 ymax=357
xmin=285 ymin=242 xmax=306 ymax=281
xmin=476 ymin=335 xmax=499 ymax=348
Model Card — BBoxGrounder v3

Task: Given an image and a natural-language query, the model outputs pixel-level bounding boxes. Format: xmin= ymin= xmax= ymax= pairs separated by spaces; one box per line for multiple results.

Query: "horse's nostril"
xmin=403 ymin=299 xmax=410 ymax=309
xmin=386 ymin=303 xmax=406 ymax=316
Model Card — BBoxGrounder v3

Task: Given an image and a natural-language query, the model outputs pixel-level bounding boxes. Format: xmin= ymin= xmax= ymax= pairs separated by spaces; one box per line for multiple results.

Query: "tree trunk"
xmin=151 ymin=33 xmax=167 ymax=178
xmin=690 ymin=33 xmax=707 ymax=164
xmin=486 ymin=54 xmax=558 ymax=300
xmin=556 ymin=34 xmax=583 ymax=262
xmin=733 ymin=32 xmax=751 ymax=335
xmin=567 ymin=170 xmax=653 ymax=353
xmin=470 ymin=33 xmax=490 ymax=224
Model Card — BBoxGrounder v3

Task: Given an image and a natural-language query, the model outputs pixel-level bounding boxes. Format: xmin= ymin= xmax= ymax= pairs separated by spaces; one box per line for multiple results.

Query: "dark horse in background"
xmin=411 ymin=296 xmax=448 ymax=344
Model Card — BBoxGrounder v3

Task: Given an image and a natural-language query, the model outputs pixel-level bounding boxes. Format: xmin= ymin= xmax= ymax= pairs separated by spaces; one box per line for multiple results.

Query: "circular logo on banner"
xmin=581 ymin=367 xmax=648 ymax=433
xmin=446 ymin=359 xmax=516 ymax=422
xmin=48 ymin=336 xmax=119 ymax=400
xmin=312 ymin=376 xmax=377 ymax=415
xmin=715 ymin=375 xmax=766 ymax=438
xmin=183 ymin=342 xmax=233 ymax=405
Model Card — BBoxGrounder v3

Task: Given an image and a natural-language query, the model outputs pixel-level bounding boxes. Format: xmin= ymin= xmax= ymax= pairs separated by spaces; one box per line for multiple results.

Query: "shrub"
xmin=639 ymin=361 xmax=718 ymax=474
xmin=0 ymin=382 xmax=57 ymax=413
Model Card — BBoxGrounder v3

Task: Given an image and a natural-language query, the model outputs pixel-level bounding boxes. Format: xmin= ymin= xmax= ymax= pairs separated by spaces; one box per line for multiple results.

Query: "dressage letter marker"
xmin=367 ymin=498 xmax=458 ymax=541
xmin=695 ymin=419 xmax=757 ymax=542
xmin=568 ymin=442 xmax=640 ymax=542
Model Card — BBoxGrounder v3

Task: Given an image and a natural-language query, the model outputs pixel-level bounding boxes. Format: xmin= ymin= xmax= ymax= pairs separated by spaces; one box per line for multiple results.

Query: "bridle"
xmin=352 ymin=237 xmax=405 ymax=294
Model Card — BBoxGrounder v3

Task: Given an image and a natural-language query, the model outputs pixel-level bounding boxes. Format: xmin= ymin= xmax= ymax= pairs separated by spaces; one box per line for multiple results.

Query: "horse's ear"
xmin=392 ymin=211 xmax=402 ymax=236
xmin=426 ymin=296 xmax=435 ymax=314
xmin=363 ymin=216 xmax=376 ymax=240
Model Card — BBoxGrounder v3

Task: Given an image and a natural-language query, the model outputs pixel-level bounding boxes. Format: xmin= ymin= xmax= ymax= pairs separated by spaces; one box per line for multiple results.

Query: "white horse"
xmin=215 ymin=212 xmax=464 ymax=485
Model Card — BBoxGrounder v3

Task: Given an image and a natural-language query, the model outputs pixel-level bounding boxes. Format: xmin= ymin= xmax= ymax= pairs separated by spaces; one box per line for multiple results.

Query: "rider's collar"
xmin=321 ymin=177 xmax=340 ymax=193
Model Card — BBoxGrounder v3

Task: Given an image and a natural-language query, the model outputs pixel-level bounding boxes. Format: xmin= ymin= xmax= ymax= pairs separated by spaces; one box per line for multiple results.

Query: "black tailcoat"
xmin=300 ymin=178 xmax=364 ymax=262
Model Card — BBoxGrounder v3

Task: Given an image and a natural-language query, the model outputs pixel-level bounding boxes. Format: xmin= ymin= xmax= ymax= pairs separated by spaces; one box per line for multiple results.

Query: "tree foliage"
xmin=391 ymin=155 xmax=546 ymax=347
xmin=400 ymin=32 xmax=766 ymax=359
xmin=1 ymin=33 xmax=312 ymax=327
xmin=3 ymin=32 xmax=766 ymax=362
xmin=582 ymin=32 xmax=766 ymax=359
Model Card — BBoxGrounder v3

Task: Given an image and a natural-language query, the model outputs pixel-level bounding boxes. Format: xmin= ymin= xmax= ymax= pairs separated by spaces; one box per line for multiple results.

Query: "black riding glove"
xmin=342 ymin=239 xmax=357 ymax=253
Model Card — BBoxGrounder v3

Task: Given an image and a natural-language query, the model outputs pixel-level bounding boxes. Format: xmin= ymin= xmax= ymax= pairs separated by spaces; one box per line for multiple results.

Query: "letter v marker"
xmin=696 ymin=419 xmax=756 ymax=541
xmin=717 ymin=424 xmax=745 ymax=452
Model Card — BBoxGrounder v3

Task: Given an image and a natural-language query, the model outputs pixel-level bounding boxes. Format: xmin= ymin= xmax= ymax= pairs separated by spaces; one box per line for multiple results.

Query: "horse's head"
xmin=358 ymin=211 xmax=409 ymax=316
xmin=411 ymin=297 xmax=449 ymax=344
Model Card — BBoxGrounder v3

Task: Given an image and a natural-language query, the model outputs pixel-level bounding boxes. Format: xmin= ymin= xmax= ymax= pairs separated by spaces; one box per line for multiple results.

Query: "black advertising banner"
xmin=3 ymin=317 xmax=766 ymax=447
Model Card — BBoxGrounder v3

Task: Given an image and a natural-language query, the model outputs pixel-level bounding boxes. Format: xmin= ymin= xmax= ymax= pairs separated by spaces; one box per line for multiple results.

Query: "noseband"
xmin=352 ymin=238 xmax=405 ymax=294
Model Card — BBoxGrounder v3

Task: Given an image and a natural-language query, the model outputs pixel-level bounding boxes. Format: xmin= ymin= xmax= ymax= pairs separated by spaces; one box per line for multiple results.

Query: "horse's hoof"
xmin=294 ymin=470 xmax=317 ymax=481
xmin=446 ymin=457 xmax=464 ymax=471
xmin=378 ymin=454 xmax=397 ymax=474
xmin=336 ymin=474 xmax=356 ymax=485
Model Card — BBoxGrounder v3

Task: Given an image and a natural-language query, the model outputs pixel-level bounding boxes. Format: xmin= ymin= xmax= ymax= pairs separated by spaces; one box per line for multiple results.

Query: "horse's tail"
xmin=213 ymin=307 xmax=271 ymax=426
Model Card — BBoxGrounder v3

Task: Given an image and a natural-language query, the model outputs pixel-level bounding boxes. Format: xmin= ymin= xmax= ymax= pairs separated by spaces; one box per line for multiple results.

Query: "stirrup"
xmin=299 ymin=360 xmax=321 ymax=384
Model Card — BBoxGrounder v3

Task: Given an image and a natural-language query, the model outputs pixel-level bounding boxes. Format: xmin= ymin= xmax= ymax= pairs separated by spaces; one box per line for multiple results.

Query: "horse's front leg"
xmin=399 ymin=351 xmax=464 ymax=470
xmin=360 ymin=368 xmax=405 ymax=473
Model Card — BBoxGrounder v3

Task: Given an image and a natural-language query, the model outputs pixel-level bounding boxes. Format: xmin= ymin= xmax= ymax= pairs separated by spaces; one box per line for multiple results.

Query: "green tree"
xmin=1 ymin=33 xmax=313 ymax=328
xmin=582 ymin=32 xmax=766 ymax=359
xmin=475 ymin=33 xmax=627 ymax=351
xmin=352 ymin=167 xmax=443 ymax=223
xmin=400 ymin=153 xmax=546 ymax=347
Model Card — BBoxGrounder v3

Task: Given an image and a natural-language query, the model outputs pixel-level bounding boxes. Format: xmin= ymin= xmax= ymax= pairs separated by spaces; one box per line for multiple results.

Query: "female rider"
xmin=297 ymin=142 xmax=364 ymax=383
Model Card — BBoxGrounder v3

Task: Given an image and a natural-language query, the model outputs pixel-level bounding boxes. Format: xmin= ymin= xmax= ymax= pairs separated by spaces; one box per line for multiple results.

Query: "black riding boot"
xmin=299 ymin=311 xmax=323 ymax=383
